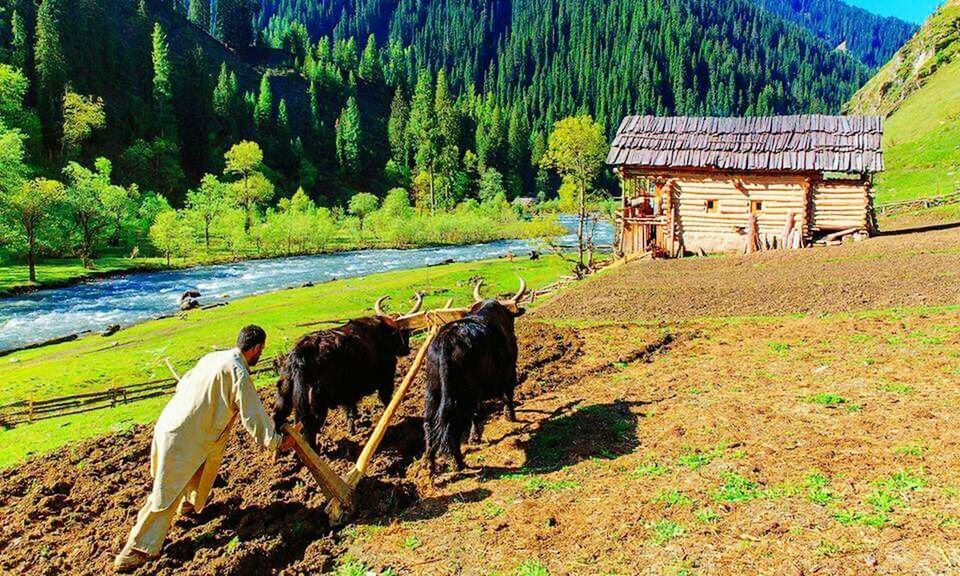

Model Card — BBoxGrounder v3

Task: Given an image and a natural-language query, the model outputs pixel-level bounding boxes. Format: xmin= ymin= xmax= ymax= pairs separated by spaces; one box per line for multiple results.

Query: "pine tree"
xmin=359 ymin=33 xmax=382 ymax=83
xmin=387 ymin=87 xmax=410 ymax=168
xmin=11 ymin=11 xmax=29 ymax=70
xmin=189 ymin=0 xmax=211 ymax=32
xmin=277 ymin=99 xmax=290 ymax=136
xmin=212 ymin=63 xmax=235 ymax=121
xmin=34 ymin=0 xmax=67 ymax=153
xmin=151 ymin=23 xmax=175 ymax=138
xmin=254 ymin=73 xmax=273 ymax=130
xmin=335 ymin=96 xmax=362 ymax=177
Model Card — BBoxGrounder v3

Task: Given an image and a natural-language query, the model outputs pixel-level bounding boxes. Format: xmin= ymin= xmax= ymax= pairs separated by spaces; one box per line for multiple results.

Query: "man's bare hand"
xmin=278 ymin=433 xmax=297 ymax=452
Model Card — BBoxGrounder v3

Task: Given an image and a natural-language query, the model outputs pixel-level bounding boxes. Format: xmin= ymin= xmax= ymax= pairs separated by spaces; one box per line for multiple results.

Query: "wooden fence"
xmin=0 ymin=366 xmax=275 ymax=429
xmin=876 ymin=190 xmax=960 ymax=216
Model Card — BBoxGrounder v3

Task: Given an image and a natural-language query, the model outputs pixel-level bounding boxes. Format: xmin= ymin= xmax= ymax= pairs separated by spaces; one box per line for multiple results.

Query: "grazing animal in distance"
xmin=272 ymin=294 xmax=422 ymax=448
xmin=423 ymin=278 xmax=527 ymax=474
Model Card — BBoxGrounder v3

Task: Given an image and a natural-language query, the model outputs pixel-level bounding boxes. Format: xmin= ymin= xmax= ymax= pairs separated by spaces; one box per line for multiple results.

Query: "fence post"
xmin=28 ymin=395 xmax=33 ymax=424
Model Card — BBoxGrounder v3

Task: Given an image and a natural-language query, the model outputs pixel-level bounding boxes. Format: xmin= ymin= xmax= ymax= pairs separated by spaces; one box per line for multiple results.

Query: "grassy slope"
xmin=875 ymin=57 xmax=960 ymax=203
xmin=845 ymin=0 xmax=960 ymax=118
xmin=0 ymin=255 xmax=570 ymax=468
xmin=842 ymin=0 xmax=960 ymax=205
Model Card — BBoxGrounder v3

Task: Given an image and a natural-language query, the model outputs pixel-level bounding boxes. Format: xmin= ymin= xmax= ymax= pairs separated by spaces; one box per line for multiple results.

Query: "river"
xmin=0 ymin=216 xmax=613 ymax=352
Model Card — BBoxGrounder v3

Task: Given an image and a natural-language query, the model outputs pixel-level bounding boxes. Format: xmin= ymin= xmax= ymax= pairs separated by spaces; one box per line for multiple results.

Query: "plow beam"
xmin=283 ymin=423 xmax=354 ymax=522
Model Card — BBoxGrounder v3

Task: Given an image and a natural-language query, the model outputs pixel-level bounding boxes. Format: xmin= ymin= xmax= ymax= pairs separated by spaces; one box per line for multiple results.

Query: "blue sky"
xmin=847 ymin=0 xmax=943 ymax=24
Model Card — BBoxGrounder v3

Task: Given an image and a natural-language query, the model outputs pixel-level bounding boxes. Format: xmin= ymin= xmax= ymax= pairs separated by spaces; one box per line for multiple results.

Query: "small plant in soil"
xmin=804 ymin=393 xmax=848 ymax=406
xmin=676 ymin=446 xmax=722 ymax=470
xmin=515 ymin=559 xmax=550 ymax=576
xmin=815 ymin=539 xmax=841 ymax=557
xmin=483 ymin=501 xmax=505 ymax=519
xmin=695 ymin=507 xmax=720 ymax=523
xmin=879 ymin=382 xmax=915 ymax=395
xmin=649 ymin=519 xmax=685 ymax=545
xmin=652 ymin=489 xmax=695 ymax=508
xmin=712 ymin=473 xmax=761 ymax=503
xmin=631 ymin=461 xmax=668 ymax=478
xmin=804 ymin=473 xmax=835 ymax=506
xmin=403 ymin=535 xmax=422 ymax=550
xmin=768 ymin=341 xmax=792 ymax=355
xmin=893 ymin=444 xmax=927 ymax=458
xmin=521 ymin=477 xmax=580 ymax=493
xmin=225 ymin=535 xmax=240 ymax=553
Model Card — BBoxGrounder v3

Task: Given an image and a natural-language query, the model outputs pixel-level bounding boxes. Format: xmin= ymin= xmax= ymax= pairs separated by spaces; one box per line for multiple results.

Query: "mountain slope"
xmin=874 ymin=56 xmax=960 ymax=203
xmin=845 ymin=0 xmax=960 ymax=117
xmin=259 ymin=0 xmax=875 ymax=128
xmin=752 ymin=0 xmax=916 ymax=68
xmin=845 ymin=0 xmax=960 ymax=203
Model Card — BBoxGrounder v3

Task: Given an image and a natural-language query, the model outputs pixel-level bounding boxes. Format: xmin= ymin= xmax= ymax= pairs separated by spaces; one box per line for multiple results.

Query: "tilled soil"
xmin=0 ymin=322 xmax=607 ymax=576
xmin=535 ymin=223 xmax=960 ymax=323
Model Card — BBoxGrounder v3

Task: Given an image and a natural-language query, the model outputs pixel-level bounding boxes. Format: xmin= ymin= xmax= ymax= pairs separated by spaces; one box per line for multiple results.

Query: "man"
xmin=114 ymin=325 xmax=295 ymax=572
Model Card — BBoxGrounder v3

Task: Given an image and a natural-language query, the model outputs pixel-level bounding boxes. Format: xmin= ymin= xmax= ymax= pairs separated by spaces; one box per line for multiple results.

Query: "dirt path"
xmin=534 ymin=224 xmax=960 ymax=323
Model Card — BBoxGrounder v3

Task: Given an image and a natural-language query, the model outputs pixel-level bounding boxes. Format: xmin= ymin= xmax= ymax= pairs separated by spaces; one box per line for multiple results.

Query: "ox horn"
xmin=374 ymin=295 xmax=390 ymax=316
xmin=473 ymin=279 xmax=484 ymax=303
xmin=405 ymin=292 xmax=423 ymax=316
xmin=512 ymin=276 xmax=528 ymax=303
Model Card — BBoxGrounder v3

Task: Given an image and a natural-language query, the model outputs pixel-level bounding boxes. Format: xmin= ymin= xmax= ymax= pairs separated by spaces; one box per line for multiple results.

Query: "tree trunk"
xmin=26 ymin=225 xmax=37 ymax=283
xmin=205 ymin=220 xmax=211 ymax=248
xmin=577 ymin=181 xmax=586 ymax=276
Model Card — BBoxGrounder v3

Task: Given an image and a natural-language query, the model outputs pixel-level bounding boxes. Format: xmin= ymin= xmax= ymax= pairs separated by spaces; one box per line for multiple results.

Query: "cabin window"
xmin=705 ymin=199 xmax=719 ymax=213
xmin=750 ymin=200 xmax=764 ymax=214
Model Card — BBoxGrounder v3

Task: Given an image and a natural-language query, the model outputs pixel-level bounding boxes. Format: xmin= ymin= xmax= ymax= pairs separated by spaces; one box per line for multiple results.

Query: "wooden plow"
xmin=281 ymin=300 xmax=473 ymax=524
xmin=281 ymin=278 xmax=528 ymax=524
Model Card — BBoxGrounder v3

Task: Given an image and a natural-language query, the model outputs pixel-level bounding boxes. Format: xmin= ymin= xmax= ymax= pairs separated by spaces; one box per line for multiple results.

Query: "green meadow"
xmin=0 ymin=255 xmax=570 ymax=468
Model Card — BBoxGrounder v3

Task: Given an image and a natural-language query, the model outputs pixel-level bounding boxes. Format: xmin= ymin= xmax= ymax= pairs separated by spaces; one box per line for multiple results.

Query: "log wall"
xmin=673 ymin=174 xmax=807 ymax=253
xmin=618 ymin=169 xmax=873 ymax=255
xmin=810 ymin=180 xmax=871 ymax=231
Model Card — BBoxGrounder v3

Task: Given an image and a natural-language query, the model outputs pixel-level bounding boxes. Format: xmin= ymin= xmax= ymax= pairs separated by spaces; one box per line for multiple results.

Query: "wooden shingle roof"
xmin=607 ymin=115 xmax=884 ymax=174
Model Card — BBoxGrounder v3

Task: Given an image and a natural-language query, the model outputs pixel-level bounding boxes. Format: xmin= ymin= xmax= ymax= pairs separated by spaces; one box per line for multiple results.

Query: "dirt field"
xmin=535 ymin=223 xmax=960 ymax=323
xmin=2 ymin=225 xmax=960 ymax=576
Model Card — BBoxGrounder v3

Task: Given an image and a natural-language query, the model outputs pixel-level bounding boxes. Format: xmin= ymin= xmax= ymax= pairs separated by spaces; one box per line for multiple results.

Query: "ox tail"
xmin=430 ymin=341 xmax=462 ymax=461
xmin=283 ymin=350 xmax=322 ymax=441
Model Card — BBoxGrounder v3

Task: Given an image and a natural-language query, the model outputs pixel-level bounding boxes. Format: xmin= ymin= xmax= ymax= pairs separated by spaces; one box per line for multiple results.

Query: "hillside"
xmin=753 ymin=0 xmax=916 ymax=68
xmin=845 ymin=0 xmax=960 ymax=117
xmin=843 ymin=0 xmax=960 ymax=203
xmin=258 ymin=0 xmax=879 ymax=128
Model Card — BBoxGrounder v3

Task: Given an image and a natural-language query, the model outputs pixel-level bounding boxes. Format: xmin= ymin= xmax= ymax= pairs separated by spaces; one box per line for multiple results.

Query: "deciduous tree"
xmin=541 ymin=115 xmax=608 ymax=275
xmin=224 ymin=141 xmax=274 ymax=233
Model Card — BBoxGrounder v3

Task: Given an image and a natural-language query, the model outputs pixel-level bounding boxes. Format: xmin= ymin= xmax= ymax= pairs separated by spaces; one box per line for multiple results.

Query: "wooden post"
xmin=344 ymin=326 xmax=440 ymax=487
xmin=28 ymin=395 xmax=33 ymax=424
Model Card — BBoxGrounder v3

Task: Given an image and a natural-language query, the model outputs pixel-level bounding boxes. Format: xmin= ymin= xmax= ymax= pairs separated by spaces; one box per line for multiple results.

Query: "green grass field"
xmin=0 ymin=256 xmax=175 ymax=294
xmin=0 ymin=255 xmax=572 ymax=468
xmin=875 ymin=57 xmax=960 ymax=204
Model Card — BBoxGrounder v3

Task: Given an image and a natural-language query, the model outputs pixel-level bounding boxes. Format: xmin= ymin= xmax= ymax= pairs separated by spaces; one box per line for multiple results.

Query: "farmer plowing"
xmin=114 ymin=325 xmax=298 ymax=572
xmin=112 ymin=280 xmax=528 ymax=572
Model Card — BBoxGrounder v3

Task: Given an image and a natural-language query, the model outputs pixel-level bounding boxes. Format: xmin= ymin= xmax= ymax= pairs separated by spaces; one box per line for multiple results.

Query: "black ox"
xmin=423 ymin=278 xmax=527 ymax=474
xmin=272 ymin=294 xmax=422 ymax=448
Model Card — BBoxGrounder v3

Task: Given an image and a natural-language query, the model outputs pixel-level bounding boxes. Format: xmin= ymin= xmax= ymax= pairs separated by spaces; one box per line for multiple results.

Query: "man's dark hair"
xmin=236 ymin=325 xmax=267 ymax=351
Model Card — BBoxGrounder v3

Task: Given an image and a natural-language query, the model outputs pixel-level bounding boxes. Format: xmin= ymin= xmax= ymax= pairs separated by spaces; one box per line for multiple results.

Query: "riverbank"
xmin=0 ymin=219 xmax=567 ymax=296
xmin=0 ymin=254 xmax=572 ymax=467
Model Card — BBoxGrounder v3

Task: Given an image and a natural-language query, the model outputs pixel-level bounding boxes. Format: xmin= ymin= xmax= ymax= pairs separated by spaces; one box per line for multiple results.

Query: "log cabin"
xmin=607 ymin=115 xmax=884 ymax=256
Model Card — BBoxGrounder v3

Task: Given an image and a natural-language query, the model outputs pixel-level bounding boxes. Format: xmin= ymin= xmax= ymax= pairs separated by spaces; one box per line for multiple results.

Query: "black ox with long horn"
xmin=272 ymin=292 xmax=423 ymax=448
xmin=422 ymin=277 xmax=527 ymax=474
